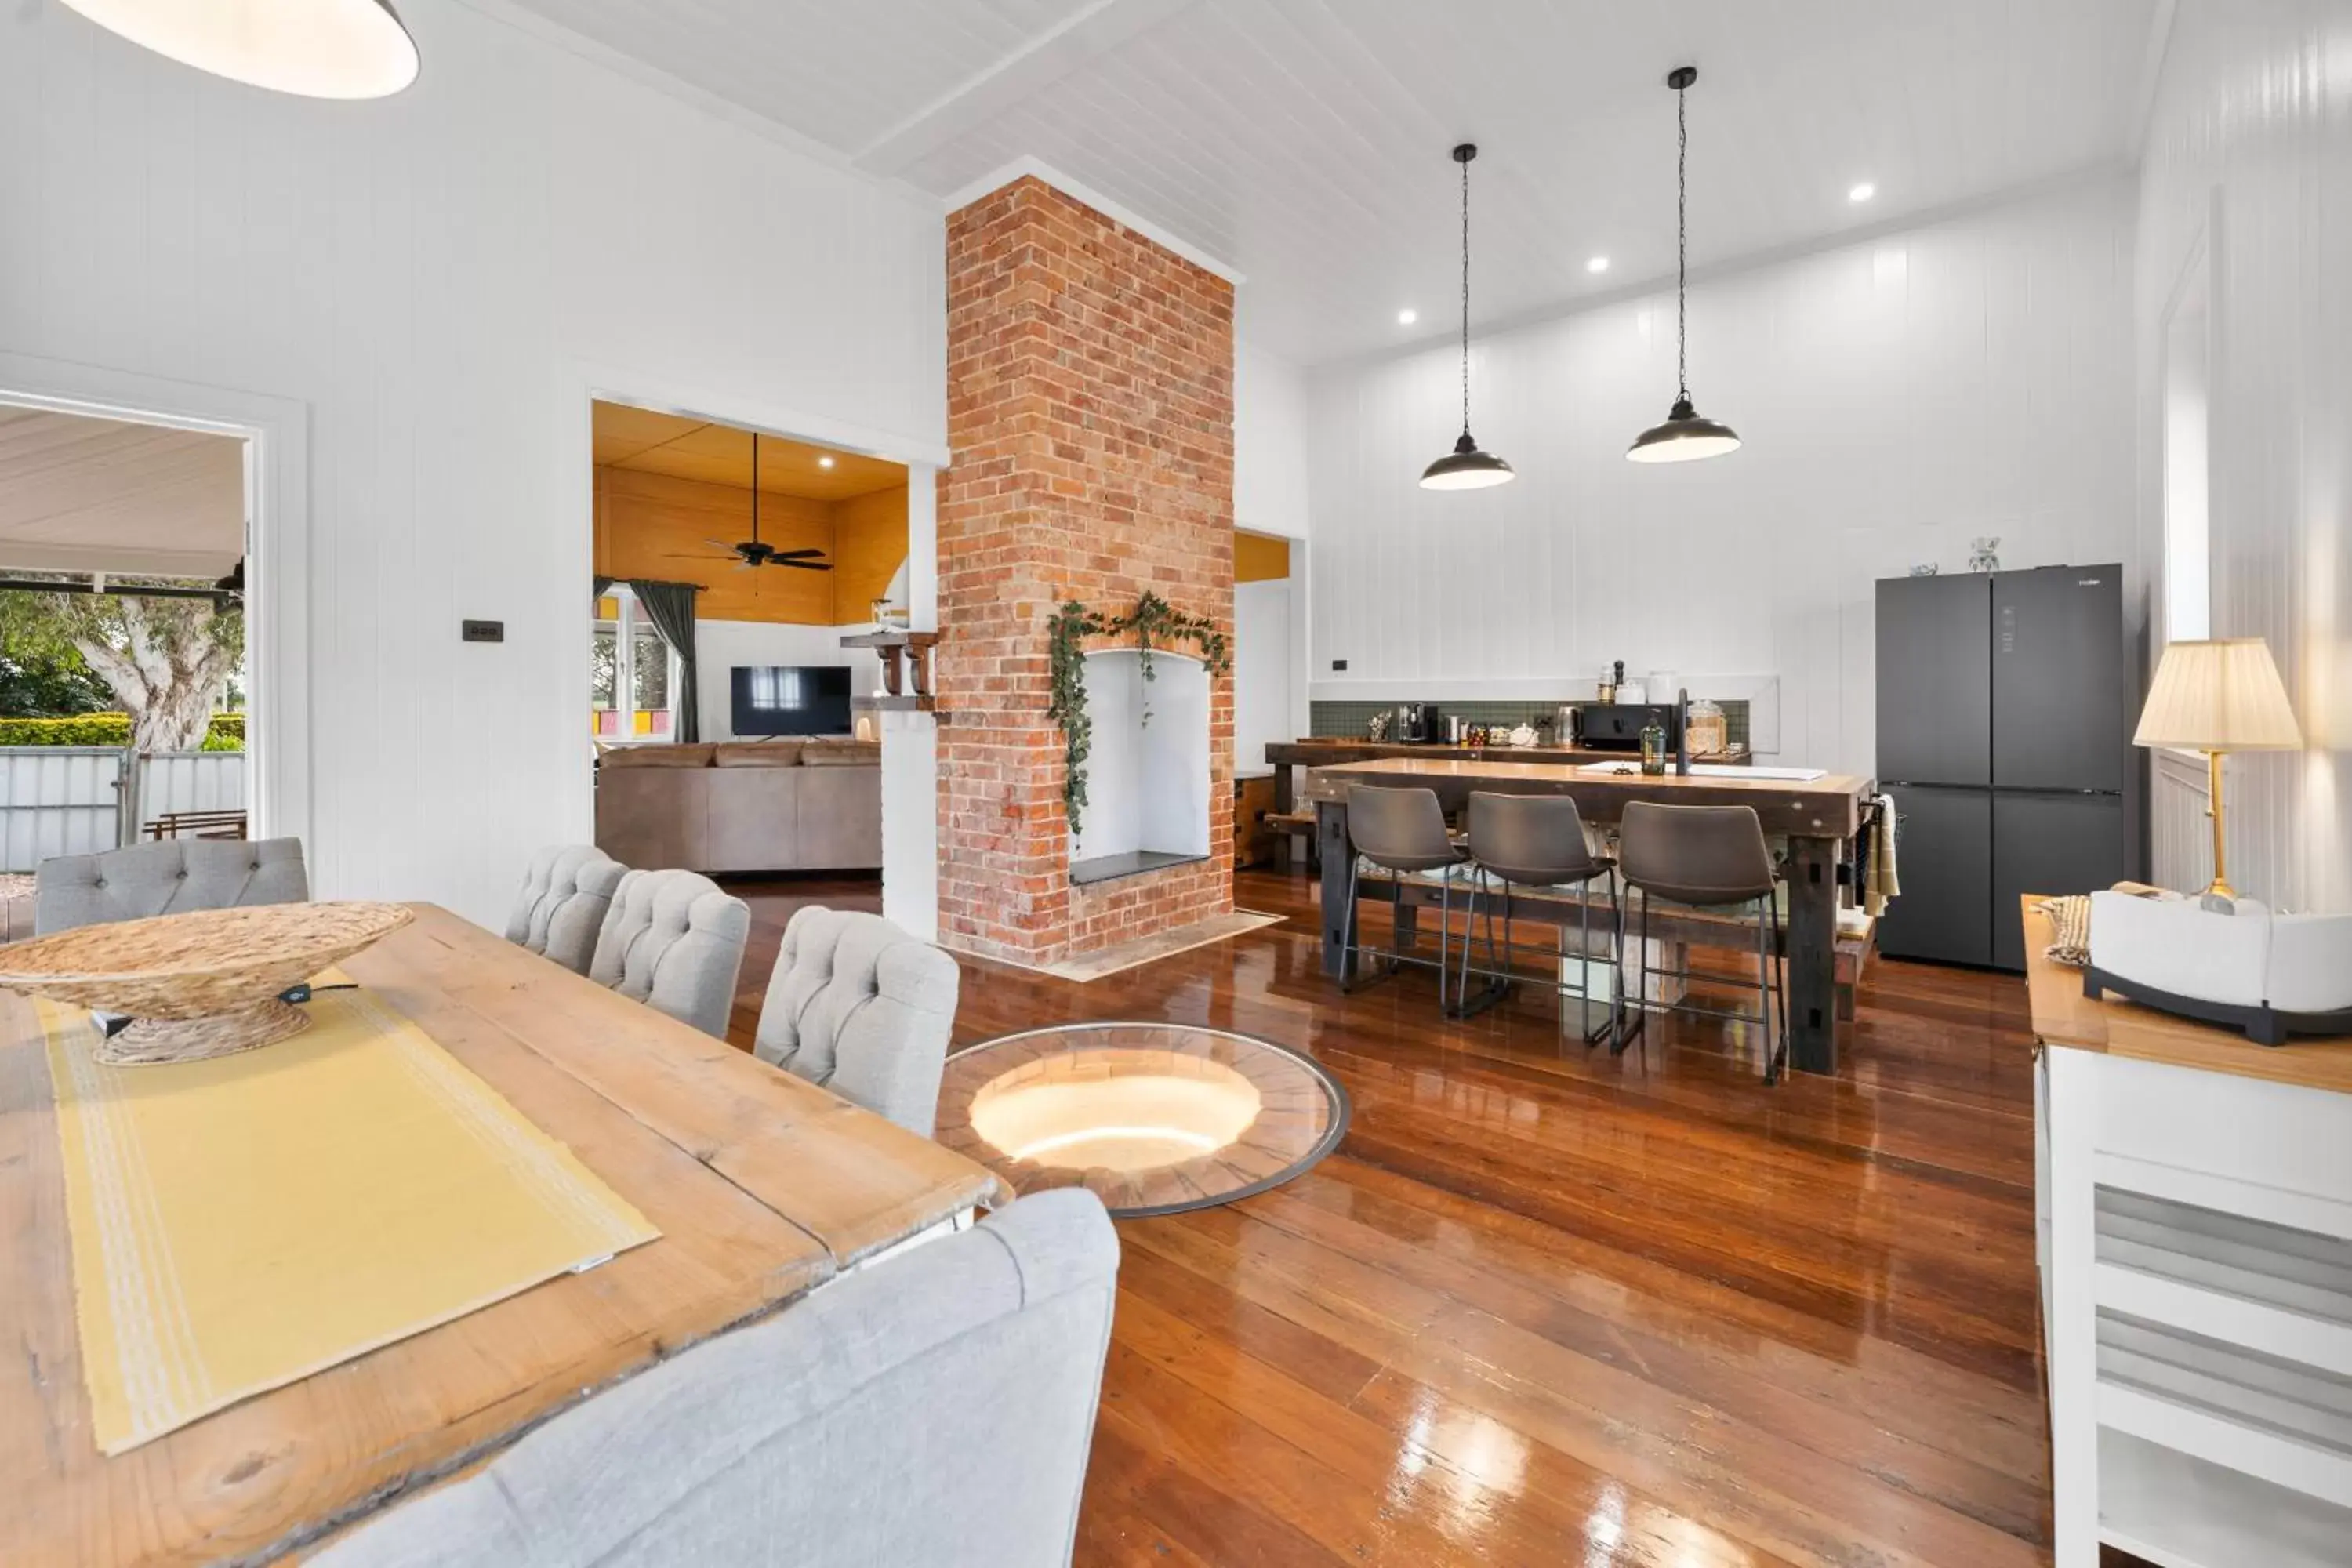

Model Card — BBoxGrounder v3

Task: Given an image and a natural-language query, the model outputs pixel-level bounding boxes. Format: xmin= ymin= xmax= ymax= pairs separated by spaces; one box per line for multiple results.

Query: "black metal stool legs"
xmin=1611 ymin=887 xmax=1785 ymax=1083
xmin=1762 ymin=902 xmax=1790 ymax=1084
xmin=1572 ymin=871 xmax=1620 ymax=1046
xmin=1436 ymin=868 xmax=1457 ymax=1015
xmin=1610 ymin=886 xmax=1654 ymax=1059
xmin=1609 ymin=880 xmax=1632 ymax=1054
xmin=1451 ymin=868 xmax=1512 ymax=1020
xmin=1451 ymin=869 xmax=1621 ymax=1029
xmin=1338 ymin=852 xmax=1394 ymax=995
xmin=1339 ymin=853 xmax=1459 ymax=1014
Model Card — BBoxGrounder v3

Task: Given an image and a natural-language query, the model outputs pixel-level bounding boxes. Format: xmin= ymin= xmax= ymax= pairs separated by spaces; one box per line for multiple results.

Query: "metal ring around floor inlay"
xmin=935 ymin=1022 xmax=1352 ymax=1218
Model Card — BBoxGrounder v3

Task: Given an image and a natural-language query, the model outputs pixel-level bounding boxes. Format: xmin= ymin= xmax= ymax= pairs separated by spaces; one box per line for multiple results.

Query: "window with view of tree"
xmin=591 ymin=624 xmax=618 ymax=710
xmin=632 ymin=626 xmax=670 ymax=711
xmin=592 ymin=590 xmax=677 ymax=741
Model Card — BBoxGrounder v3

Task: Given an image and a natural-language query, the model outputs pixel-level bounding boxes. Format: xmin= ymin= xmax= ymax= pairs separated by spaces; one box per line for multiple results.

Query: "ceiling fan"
xmin=667 ymin=431 xmax=833 ymax=572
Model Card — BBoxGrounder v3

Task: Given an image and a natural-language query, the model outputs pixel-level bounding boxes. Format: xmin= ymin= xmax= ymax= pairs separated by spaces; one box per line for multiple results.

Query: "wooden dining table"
xmin=0 ymin=902 xmax=1008 ymax=1568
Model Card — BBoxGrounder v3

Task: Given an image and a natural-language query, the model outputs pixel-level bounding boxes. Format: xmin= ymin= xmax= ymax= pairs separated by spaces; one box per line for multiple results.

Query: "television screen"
xmin=731 ymin=665 xmax=854 ymax=736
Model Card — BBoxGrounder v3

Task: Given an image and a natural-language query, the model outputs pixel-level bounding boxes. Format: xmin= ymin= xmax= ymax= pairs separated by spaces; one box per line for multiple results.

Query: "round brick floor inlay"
xmin=935 ymin=1023 xmax=1350 ymax=1218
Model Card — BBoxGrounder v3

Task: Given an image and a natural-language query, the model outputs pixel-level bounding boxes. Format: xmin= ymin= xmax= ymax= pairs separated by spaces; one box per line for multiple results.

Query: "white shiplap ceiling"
xmin=499 ymin=0 xmax=2163 ymax=364
xmin=0 ymin=408 xmax=245 ymax=578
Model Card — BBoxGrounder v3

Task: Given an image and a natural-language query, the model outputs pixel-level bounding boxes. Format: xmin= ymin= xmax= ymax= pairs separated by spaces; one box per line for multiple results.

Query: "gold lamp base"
xmin=2204 ymin=749 xmax=2236 ymax=900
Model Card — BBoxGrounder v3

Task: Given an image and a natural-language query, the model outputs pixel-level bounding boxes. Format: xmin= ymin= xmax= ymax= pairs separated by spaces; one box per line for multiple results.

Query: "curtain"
xmin=592 ymin=575 xmax=615 ymax=602
xmin=627 ymin=579 xmax=701 ymax=744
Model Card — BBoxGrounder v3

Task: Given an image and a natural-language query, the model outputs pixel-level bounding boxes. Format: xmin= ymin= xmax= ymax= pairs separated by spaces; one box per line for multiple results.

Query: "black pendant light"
xmin=1628 ymin=67 xmax=1741 ymax=463
xmin=1421 ymin=143 xmax=1515 ymax=491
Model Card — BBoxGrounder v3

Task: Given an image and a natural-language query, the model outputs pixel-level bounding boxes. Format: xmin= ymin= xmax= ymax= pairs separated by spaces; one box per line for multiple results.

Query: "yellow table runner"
xmin=38 ymin=984 xmax=659 ymax=1454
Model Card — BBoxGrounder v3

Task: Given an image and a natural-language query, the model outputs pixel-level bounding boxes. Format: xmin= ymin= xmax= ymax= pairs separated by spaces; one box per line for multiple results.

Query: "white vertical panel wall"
xmin=1234 ymin=336 xmax=1312 ymax=753
xmin=2136 ymin=0 xmax=2352 ymax=913
xmin=1236 ymin=338 xmax=1312 ymax=538
xmin=1305 ymin=177 xmax=2138 ymax=775
xmin=1233 ymin=578 xmax=1294 ymax=771
xmin=0 ymin=0 xmax=946 ymax=927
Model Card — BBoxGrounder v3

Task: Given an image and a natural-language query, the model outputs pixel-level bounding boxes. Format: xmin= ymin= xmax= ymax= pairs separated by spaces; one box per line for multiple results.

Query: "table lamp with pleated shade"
xmin=2132 ymin=637 xmax=2302 ymax=897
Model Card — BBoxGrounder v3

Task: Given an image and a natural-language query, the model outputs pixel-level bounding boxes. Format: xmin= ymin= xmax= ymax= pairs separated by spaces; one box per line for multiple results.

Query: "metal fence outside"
xmin=0 ymin=748 xmax=247 ymax=872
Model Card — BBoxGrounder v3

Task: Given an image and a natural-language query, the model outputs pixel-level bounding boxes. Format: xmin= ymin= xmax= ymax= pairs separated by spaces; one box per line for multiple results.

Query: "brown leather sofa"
xmin=594 ymin=741 xmax=882 ymax=875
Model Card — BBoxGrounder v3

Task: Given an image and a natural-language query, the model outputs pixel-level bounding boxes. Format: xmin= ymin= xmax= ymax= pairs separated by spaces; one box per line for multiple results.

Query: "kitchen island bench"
xmin=1307 ymin=756 xmax=1874 ymax=1075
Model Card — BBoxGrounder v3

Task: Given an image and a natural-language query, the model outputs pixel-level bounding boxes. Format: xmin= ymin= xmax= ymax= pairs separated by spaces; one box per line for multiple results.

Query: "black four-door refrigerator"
xmin=1875 ymin=564 xmax=2132 ymax=971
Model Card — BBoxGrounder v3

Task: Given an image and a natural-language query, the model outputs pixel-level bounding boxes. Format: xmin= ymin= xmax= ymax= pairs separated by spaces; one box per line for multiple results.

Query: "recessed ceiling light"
xmin=1849 ymin=181 xmax=1877 ymax=204
xmin=817 ymin=455 xmax=836 ymax=469
xmin=1396 ymin=307 xmax=1418 ymax=325
xmin=1586 ymin=256 xmax=1610 ymax=274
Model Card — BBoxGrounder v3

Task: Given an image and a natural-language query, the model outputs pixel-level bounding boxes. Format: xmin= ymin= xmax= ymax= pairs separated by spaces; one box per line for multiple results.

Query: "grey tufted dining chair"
xmin=753 ymin=906 xmax=960 ymax=1136
xmin=309 ymin=1189 xmax=1116 ymax=1568
xmin=506 ymin=845 xmax=629 ymax=975
xmin=589 ymin=869 xmax=751 ymax=1040
xmin=34 ymin=837 xmax=309 ymax=935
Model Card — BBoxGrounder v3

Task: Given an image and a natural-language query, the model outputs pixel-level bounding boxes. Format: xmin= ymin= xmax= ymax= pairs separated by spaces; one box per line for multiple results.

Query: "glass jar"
xmin=1639 ymin=720 xmax=1668 ymax=775
xmin=1686 ymin=698 xmax=1727 ymax=757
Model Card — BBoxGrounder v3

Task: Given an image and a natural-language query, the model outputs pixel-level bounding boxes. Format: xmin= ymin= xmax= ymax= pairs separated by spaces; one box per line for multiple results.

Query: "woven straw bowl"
xmin=0 ymin=902 xmax=415 ymax=1065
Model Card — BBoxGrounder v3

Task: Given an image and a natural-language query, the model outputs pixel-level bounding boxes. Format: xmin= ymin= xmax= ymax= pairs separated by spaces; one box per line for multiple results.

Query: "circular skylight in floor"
xmin=936 ymin=1023 xmax=1349 ymax=1218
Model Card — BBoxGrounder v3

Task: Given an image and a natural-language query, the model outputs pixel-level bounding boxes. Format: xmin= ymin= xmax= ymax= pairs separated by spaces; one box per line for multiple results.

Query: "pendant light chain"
xmin=1675 ymin=79 xmax=1690 ymax=405
xmin=1421 ymin=142 xmax=1514 ymax=488
xmin=1458 ymin=149 xmax=1472 ymax=437
xmin=1628 ymin=66 xmax=1739 ymax=462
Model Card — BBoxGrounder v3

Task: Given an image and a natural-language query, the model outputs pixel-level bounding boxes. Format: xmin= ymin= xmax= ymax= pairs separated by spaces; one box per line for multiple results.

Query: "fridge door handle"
xmin=1992 ymin=786 xmax=2123 ymax=799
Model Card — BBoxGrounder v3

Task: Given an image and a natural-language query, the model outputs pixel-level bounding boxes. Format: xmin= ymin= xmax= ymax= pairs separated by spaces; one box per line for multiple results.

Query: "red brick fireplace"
xmin=936 ymin=176 xmax=1236 ymax=967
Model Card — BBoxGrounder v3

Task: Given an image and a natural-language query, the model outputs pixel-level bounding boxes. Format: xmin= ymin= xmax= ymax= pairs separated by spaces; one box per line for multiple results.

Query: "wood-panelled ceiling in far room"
xmin=1235 ymin=530 xmax=1290 ymax=583
xmin=590 ymin=401 xmax=908 ymax=627
xmin=592 ymin=403 xmax=906 ymax=501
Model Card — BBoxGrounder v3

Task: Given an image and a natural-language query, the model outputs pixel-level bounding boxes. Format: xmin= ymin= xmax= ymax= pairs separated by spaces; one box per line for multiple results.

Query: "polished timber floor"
xmin=724 ymin=869 xmax=2133 ymax=1567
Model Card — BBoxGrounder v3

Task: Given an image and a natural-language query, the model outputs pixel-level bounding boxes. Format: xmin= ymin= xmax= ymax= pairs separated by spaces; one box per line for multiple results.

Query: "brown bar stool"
xmin=1455 ymin=792 xmax=1617 ymax=1040
xmin=1614 ymin=801 xmax=1788 ymax=1083
xmin=1341 ymin=783 xmax=1469 ymax=1011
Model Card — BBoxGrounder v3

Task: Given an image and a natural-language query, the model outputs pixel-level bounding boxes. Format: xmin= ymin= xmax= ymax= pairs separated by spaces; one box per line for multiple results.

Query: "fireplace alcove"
xmin=1068 ymin=648 xmax=1211 ymax=887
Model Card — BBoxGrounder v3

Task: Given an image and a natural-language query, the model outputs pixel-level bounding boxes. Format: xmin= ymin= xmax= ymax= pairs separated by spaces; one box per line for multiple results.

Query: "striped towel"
xmin=2035 ymin=895 xmax=2092 ymax=967
xmin=1863 ymin=794 xmax=1900 ymax=916
xmin=2036 ymin=883 xmax=2169 ymax=967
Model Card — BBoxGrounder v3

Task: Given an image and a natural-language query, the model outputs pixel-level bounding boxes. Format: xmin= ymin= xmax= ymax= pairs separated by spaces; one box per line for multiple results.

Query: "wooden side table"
xmin=2023 ymin=895 xmax=2352 ymax=1566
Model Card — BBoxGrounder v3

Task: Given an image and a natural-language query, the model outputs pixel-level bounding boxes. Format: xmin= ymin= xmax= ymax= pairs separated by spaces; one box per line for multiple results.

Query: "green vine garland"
xmin=1046 ymin=590 xmax=1231 ymax=837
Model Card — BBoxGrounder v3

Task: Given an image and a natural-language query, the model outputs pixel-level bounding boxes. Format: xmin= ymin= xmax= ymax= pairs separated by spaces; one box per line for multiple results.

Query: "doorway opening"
xmin=0 ymin=399 xmax=255 ymax=893
xmin=1233 ymin=526 xmax=1303 ymax=877
xmin=585 ymin=397 xmax=912 ymax=917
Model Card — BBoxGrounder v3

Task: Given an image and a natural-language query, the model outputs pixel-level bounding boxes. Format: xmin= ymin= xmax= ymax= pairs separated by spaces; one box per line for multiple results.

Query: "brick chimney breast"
xmin=938 ymin=176 xmax=1236 ymax=967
